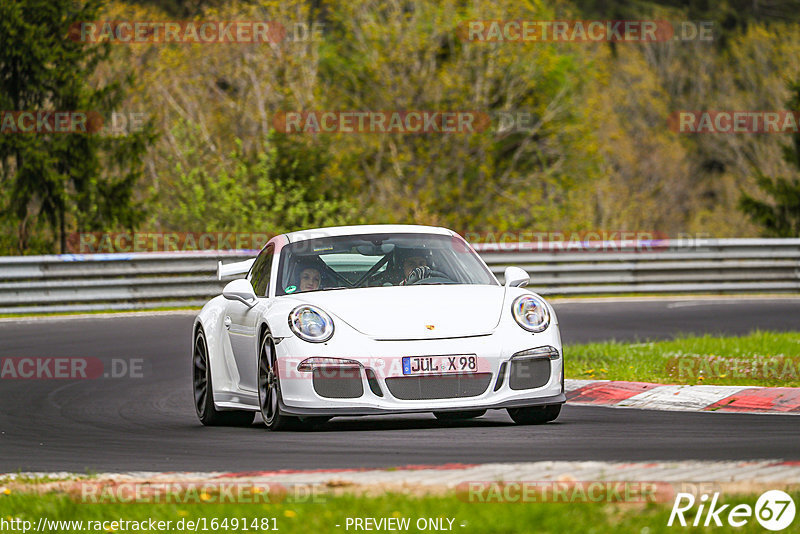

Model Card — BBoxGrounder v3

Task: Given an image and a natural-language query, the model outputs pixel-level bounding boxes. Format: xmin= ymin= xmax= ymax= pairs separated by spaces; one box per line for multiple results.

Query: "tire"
xmin=507 ymin=404 xmax=561 ymax=425
xmin=193 ymin=328 xmax=255 ymax=427
xmin=433 ymin=410 xmax=486 ymax=421
xmin=258 ymin=333 xmax=298 ymax=431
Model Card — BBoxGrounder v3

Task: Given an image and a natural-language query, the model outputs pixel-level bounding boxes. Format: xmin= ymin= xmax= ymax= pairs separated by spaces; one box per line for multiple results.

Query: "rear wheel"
xmin=258 ymin=334 xmax=298 ymax=431
xmin=433 ymin=410 xmax=486 ymax=421
xmin=193 ymin=328 xmax=255 ymax=427
xmin=507 ymin=404 xmax=561 ymax=425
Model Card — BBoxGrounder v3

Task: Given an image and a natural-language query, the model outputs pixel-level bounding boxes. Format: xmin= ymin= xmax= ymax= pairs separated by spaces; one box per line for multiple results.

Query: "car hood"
xmin=286 ymin=285 xmax=506 ymax=340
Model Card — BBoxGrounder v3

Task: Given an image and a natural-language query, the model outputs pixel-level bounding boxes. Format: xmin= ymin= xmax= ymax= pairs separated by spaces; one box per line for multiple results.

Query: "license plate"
xmin=402 ymin=355 xmax=478 ymax=376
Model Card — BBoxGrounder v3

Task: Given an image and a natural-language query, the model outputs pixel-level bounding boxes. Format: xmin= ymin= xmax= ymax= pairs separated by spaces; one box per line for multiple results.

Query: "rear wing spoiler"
xmin=217 ymin=258 xmax=256 ymax=280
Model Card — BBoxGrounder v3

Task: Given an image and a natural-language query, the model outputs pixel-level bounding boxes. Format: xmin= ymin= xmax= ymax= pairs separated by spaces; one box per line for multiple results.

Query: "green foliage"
xmin=739 ymin=80 xmax=800 ymax=237
xmin=4 ymin=0 xmax=800 ymax=254
xmin=567 ymin=330 xmax=800 ymax=387
xmin=3 ymin=487 xmax=797 ymax=534
xmin=314 ymin=0 xmax=603 ymax=232
xmin=0 ymin=0 xmax=155 ymax=254
xmin=739 ymin=174 xmax=800 ymax=237
xmin=151 ymin=121 xmax=360 ymax=233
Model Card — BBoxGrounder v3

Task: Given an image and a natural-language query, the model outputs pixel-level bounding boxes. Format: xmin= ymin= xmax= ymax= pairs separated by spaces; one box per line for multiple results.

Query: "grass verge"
xmin=1 ymin=490 xmax=797 ymax=533
xmin=566 ymin=330 xmax=800 ymax=387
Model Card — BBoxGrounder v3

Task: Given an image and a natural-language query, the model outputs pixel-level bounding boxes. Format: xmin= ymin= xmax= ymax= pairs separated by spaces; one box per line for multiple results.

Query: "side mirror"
xmin=504 ymin=266 xmax=530 ymax=288
xmin=223 ymin=279 xmax=258 ymax=307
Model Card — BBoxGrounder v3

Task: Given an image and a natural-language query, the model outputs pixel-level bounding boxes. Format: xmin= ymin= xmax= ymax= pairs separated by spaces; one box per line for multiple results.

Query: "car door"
xmin=226 ymin=244 xmax=274 ymax=392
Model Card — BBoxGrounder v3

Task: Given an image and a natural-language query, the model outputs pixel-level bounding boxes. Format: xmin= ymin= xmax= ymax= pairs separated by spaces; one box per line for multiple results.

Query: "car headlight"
xmin=511 ymin=295 xmax=550 ymax=332
xmin=288 ymin=305 xmax=335 ymax=343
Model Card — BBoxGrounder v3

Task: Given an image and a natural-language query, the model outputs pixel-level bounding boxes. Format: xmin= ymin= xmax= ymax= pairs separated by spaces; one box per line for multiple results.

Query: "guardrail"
xmin=0 ymin=239 xmax=798 ymax=314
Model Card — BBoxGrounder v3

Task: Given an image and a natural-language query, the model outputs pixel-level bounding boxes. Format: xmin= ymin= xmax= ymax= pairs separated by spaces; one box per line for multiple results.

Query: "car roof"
xmin=284 ymin=224 xmax=455 ymax=243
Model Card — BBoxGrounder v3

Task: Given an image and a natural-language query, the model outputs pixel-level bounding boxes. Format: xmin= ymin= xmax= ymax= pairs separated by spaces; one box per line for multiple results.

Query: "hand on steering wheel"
xmin=403 ymin=265 xmax=431 ymax=285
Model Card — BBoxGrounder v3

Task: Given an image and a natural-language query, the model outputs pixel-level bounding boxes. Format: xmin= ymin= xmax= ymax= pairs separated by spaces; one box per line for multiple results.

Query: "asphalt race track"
xmin=1 ymin=298 xmax=799 ymax=473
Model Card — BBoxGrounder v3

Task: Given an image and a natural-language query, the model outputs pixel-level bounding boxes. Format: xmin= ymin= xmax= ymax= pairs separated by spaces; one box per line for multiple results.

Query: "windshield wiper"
xmin=319 ymin=286 xmax=349 ymax=291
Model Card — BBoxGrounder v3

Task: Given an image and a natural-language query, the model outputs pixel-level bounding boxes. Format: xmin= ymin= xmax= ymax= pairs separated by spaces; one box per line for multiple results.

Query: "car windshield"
xmin=276 ymin=233 xmax=497 ymax=295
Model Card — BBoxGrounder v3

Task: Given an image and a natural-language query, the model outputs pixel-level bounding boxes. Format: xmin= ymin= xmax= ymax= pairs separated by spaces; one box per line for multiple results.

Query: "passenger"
xmin=298 ymin=266 xmax=321 ymax=292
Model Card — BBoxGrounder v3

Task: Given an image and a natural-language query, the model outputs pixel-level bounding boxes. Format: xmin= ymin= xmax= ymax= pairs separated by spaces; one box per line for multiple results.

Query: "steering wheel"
xmin=403 ymin=266 xmax=451 ymax=285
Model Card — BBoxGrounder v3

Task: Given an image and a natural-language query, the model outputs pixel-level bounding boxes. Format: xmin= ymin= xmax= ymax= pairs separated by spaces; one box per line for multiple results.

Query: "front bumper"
xmin=274 ymin=320 xmax=564 ymax=415
xmin=279 ymin=393 xmax=566 ymax=416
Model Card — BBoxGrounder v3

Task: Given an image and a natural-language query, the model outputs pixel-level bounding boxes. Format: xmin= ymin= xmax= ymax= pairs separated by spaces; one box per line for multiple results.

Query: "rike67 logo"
xmin=669 ymin=490 xmax=796 ymax=531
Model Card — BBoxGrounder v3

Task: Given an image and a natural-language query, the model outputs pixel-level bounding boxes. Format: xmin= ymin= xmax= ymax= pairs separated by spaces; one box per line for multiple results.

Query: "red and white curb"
xmin=565 ymin=379 xmax=800 ymax=414
xmin=3 ymin=461 xmax=800 ymax=492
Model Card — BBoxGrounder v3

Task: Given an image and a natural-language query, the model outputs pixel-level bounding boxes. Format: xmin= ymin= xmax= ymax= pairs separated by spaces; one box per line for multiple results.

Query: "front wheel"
xmin=193 ymin=328 xmax=255 ymax=427
xmin=507 ymin=404 xmax=561 ymax=425
xmin=258 ymin=334 xmax=297 ymax=431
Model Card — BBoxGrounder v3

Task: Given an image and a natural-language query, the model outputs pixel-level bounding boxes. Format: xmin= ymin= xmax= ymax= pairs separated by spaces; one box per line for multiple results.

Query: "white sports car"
xmin=193 ymin=225 xmax=564 ymax=430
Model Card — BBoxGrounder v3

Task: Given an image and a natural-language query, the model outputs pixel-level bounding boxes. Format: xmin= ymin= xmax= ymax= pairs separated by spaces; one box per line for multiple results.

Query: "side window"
xmin=249 ymin=245 xmax=274 ymax=297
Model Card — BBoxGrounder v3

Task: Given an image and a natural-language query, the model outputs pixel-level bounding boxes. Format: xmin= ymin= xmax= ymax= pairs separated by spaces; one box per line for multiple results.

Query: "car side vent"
xmin=365 ymin=368 xmax=384 ymax=397
xmin=494 ymin=362 xmax=507 ymax=391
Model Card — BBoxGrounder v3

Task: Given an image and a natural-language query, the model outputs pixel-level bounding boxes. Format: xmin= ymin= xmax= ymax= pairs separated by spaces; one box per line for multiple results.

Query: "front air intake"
xmin=385 ymin=373 xmax=492 ymax=400
xmin=508 ymin=358 xmax=551 ymax=390
xmin=312 ymin=367 xmax=364 ymax=398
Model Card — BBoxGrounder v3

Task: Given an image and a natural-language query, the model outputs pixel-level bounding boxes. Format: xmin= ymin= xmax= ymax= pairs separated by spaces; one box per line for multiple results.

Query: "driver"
xmin=397 ymin=251 xmax=433 ymax=285
xmin=402 ymin=255 xmax=428 ymax=278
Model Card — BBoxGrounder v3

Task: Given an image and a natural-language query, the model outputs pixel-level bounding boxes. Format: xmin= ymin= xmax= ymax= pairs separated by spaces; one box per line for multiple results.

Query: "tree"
xmin=739 ymin=80 xmax=800 ymax=237
xmin=0 ymin=0 xmax=155 ymax=254
xmin=152 ymin=122 xmax=359 ymax=233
